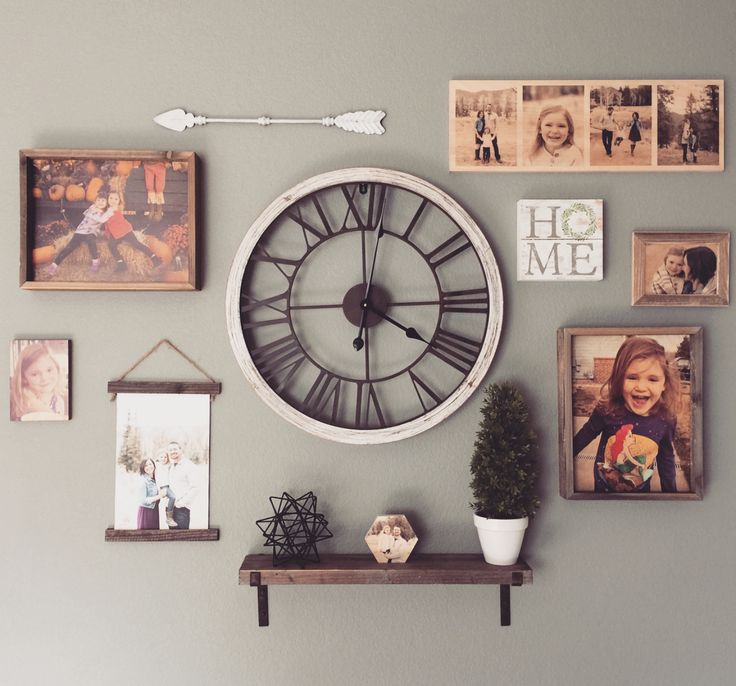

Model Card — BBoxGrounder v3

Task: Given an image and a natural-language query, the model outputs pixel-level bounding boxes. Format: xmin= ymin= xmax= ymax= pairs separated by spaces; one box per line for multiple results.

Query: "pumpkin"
xmin=48 ymin=184 xmax=66 ymax=201
xmin=83 ymin=160 xmax=98 ymax=177
xmin=86 ymin=177 xmax=105 ymax=202
xmin=32 ymin=245 xmax=56 ymax=265
xmin=65 ymin=184 xmax=86 ymax=202
xmin=143 ymin=235 xmax=173 ymax=267
xmin=32 ymin=187 xmax=43 ymax=199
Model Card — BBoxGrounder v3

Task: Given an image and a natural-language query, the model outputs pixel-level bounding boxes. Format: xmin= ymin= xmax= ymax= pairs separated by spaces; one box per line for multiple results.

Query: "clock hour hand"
xmin=353 ymin=204 xmax=386 ymax=352
xmin=365 ymin=303 xmax=428 ymax=344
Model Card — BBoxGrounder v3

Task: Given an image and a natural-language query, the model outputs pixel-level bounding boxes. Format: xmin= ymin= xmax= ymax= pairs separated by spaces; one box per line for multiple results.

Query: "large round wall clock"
xmin=226 ymin=168 xmax=503 ymax=444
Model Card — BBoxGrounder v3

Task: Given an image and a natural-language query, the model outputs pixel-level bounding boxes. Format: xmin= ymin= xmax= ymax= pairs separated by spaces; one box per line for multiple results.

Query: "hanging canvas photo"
xmin=449 ymin=80 xmax=724 ymax=172
xmin=517 ymin=200 xmax=603 ymax=281
xmin=557 ymin=327 xmax=703 ymax=500
xmin=631 ymin=231 xmax=730 ymax=306
xmin=20 ymin=149 xmax=198 ymax=290
xmin=9 ymin=339 xmax=70 ymax=421
xmin=113 ymin=393 xmax=210 ymax=530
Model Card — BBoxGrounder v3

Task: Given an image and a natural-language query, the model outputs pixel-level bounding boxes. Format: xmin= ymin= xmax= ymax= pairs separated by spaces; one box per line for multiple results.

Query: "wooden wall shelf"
xmin=105 ymin=528 xmax=219 ymax=541
xmin=239 ymin=553 xmax=532 ymax=627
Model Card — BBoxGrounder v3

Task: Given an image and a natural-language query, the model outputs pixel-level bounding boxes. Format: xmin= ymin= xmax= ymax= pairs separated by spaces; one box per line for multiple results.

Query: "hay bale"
xmin=45 ymin=230 xmax=158 ymax=282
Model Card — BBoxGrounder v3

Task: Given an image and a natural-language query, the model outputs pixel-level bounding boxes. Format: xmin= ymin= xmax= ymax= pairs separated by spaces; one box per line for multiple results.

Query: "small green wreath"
xmin=561 ymin=202 xmax=598 ymax=241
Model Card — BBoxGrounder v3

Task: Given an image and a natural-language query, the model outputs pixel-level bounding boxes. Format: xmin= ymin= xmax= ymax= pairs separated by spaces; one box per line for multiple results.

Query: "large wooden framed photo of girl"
xmin=632 ymin=231 xmax=729 ymax=307
xmin=20 ymin=149 xmax=198 ymax=291
xmin=557 ymin=327 xmax=703 ymax=500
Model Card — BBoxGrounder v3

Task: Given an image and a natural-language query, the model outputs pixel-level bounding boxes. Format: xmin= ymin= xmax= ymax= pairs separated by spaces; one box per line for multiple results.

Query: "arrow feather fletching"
xmin=333 ymin=110 xmax=386 ymax=135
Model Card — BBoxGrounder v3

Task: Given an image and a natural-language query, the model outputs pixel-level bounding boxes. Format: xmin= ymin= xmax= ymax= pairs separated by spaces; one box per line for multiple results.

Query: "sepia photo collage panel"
xmin=450 ymin=79 xmax=723 ymax=172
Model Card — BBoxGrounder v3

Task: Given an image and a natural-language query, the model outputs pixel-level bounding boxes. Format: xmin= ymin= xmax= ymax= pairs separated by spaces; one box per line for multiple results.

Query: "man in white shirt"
xmin=167 ymin=441 xmax=199 ymax=529
xmin=385 ymin=526 xmax=409 ymax=563
xmin=597 ymin=105 xmax=619 ymax=157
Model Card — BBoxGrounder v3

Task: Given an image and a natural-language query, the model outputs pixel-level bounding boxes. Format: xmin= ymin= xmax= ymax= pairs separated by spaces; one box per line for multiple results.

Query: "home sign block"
xmin=517 ymin=199 xmax=603 ymax=281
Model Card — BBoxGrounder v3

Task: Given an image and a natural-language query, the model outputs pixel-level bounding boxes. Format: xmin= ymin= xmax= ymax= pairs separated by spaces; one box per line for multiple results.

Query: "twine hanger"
xmin=109 ymin=339 xmax=220 ymax=401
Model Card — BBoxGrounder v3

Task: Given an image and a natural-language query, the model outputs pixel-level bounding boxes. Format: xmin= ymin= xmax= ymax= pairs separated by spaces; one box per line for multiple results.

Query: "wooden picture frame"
xmin=20 ymin=149 xmax=198 ymax=290
xmin=450 ymin=79 xmax=724 ymax=172
xmin=632 ymin=231 xmax=730 ymax=306
xmin=557 ymin=327 xmax=703 ymax=500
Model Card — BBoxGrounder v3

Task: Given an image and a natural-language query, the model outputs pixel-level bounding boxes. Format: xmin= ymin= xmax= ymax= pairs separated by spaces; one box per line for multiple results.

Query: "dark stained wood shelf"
xmin=105 ymin=528 xmax=219 ymax=542
xmin=239 ymin=553 xmax=532 ymax=627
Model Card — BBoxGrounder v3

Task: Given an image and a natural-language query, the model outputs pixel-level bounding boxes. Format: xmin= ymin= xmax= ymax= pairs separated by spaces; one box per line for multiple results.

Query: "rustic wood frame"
xmin=450 ymin=79 xmax=724 ymax=172
xmin=20 ymin=148 xmax=199 ymax=290
xmin=557 ymin=327 xmax=703 ymax=500
xmin=631 ymin=231 xmax=730 ymax=306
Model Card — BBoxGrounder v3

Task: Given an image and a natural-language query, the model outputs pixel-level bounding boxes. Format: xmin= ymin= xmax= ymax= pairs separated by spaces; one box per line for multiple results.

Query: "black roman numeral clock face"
xmin=226 ymin=168 xmax=503 ymax=443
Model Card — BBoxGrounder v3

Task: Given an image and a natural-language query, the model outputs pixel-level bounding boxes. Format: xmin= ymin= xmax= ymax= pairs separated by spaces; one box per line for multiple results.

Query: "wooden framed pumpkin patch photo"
xmin=20 ymin=149 xmax=198 ymax=290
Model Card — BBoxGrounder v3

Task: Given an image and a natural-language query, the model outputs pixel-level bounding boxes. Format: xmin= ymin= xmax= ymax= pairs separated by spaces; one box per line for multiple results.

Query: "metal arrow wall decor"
xmin=154 ymin=108 xmax=386 ymax=135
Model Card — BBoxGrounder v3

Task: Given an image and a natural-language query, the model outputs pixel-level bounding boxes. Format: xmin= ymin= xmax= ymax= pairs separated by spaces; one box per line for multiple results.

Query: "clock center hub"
xmin=342 ymin=283 xmax=390 ymax=327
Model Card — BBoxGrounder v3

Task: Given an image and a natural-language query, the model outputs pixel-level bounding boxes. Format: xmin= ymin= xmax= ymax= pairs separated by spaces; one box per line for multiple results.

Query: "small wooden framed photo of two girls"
xmin=19 ymin=149 xmax=198 ymax=291
xmin=557 ymin=328 xmax=703 ymax=500
xmin=631 ymin=231 xmax=730 ymax=306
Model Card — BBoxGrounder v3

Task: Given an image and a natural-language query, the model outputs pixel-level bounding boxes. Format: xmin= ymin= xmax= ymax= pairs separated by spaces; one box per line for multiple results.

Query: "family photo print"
xmin=557 ymin=327 xmax=703 ymax=500
xmin=113 ymin=392 xmax=210 ymax=530
xmin=449 ymin=79 xmax=723 ymax=172
xmin=20 ymin=149 xmax=197 ymax=290
xmin=364 ymin=514 xmax=419 ymax=563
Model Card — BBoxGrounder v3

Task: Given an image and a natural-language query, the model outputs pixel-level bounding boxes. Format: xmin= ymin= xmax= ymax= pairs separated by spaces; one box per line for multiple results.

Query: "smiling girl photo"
xmin=522 ymin=84 xmax=586 ymax=168
xmin=9 ymin=339 xmax=70 ymax=421
xmin=558 ymin=328 xmax=703 ymax=499
xmin=573 ymin=336 xmax=681 ymax=493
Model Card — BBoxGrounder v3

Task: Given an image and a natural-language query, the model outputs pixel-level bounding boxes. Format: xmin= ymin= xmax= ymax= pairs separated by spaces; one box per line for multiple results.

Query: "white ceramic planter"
xmin=473 ymin=514 xmax=529 ymax=566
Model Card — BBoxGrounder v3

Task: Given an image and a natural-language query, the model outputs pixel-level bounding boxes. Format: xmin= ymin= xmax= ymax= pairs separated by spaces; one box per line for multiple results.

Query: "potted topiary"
xmin=470 ymin=382 xmax=540 ymax=565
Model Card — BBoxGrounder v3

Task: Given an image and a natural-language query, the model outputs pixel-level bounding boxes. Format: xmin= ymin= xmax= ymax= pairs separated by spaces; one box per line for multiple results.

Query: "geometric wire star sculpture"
xmin=255 ymin=491 xmax=333 ymax=567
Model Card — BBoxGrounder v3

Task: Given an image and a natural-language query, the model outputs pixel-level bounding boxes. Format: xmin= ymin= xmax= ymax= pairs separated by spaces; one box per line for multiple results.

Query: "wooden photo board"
xmin=450 ymin=80 xmax=723 ymax=172
xmin=517 ymin=200 xmax=603 ymax=281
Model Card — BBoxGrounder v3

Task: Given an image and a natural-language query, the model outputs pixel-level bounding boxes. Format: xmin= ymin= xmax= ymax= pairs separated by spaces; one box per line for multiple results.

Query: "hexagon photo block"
xmin=365 ymin=514 xmax=418 ymax=563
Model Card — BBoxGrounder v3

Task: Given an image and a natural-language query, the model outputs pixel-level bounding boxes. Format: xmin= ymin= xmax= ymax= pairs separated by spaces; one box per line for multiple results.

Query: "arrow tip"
xmin=153 ymin=108 xmax=191 ymax=132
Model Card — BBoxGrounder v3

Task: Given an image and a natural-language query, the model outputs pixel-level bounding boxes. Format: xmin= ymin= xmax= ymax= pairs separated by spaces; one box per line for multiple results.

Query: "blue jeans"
xmin=159 ymin=486 xmax=176 ymax=513
xmin=173 ymin=506 xmax=190 ymax=529
xmin=602 ymin=130 xmax=613 ymax=155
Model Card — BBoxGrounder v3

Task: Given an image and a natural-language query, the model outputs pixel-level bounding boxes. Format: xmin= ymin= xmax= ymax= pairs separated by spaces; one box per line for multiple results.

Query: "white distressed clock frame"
xmin=226 ymin=168 xmax=503 ymax=444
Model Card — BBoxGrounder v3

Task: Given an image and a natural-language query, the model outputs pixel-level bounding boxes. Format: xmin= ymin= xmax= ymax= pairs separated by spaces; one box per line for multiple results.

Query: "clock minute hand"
xmin=365 ymin=303 xmax=428 ymax=344
xmin=353 ymin=207 xmax=386 ymax=352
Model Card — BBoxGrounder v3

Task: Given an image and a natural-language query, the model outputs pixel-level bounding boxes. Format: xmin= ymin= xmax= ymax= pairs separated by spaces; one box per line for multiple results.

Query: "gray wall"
xmin=2 ymin=1 xmax=734 ymax=684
